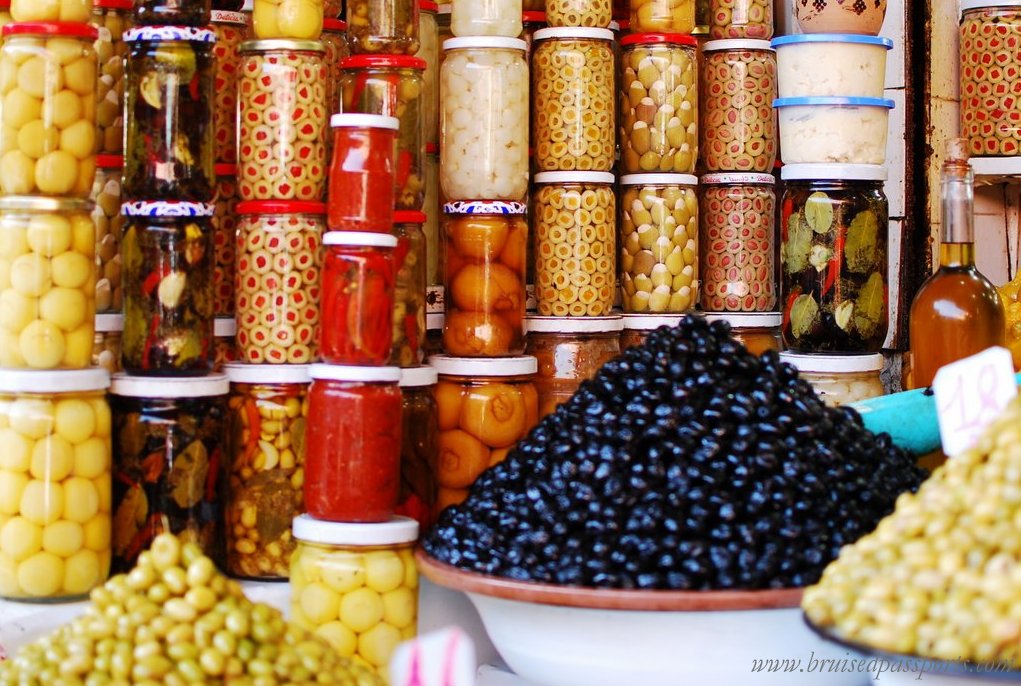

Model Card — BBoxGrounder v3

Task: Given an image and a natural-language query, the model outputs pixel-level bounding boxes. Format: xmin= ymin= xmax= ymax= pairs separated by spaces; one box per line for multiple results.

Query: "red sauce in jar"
xmin=327 ymin=113 xmax=399 ymax=233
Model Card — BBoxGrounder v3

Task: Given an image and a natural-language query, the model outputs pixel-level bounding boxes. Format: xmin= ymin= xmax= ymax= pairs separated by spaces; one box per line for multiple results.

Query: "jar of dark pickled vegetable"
xmin=121 ymin=201 xmax=215 ymax=375
xmin=393 ymin=211 xmax=428 ymax=367
xmin=136 ymin=0 xmax=212 ymax=25
xmin=123 ymin=26 xmax=216 ymax=203
xmin=109 ymin=373 xmax=229 ymax=572
xmin=346 ymin=0 xmax=420 ymax=54
xmin=397 ymin=365 xmax=438 ymax=530
xmin=780 ymin=163 xmax=888 ymax=353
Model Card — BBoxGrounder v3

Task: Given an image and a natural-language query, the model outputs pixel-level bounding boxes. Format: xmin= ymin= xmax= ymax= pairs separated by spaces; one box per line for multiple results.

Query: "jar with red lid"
xmin=93 ymin=0 xmax=133 ymax=156
xmin=0 ymin=0 xmax=9 ymax=41
xmin=305 ymin=364 xmax=403 ymax=522
xmin=521 ymin=11 xmax=547 ymax=61
xmin=211 ymin=10 xmax=247 ymax=164
xmin=397 ymin=366 xmax=438 ymax=529
xmin=340 ymin=55 xmax=426 ymax=211
xmin=238 ymin=40 xmax=329 ymax=201
xmin=322 ymin=18 xmax=350 ymax=115
xmin=320 ymin=231 xmax=397 ymax=366
xmin=135 ymin=0 xmax=211 ymax=26
xmin=393 ymin=211 xmax=428 ymax=367
xmin=92 ymin=155 xmax=124 ymax=314
xmin=327 ymin=113 xmax=399 ymax=232
xmin=235 ymin=201 xmax=324 ymax=364
xmin=347 ymin=0 xmax=420 ymax=55
xmin=213 ymin=164 xmax=239 ymax=316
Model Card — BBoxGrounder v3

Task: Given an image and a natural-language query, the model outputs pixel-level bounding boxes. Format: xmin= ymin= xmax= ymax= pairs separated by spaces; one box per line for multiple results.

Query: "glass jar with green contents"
xmin=120 ymin=201 xmax=215 ymax=375
xmin=780 ymin=163 xmax=888 ymax=353
xmin=92 ymin=0 xmax=134 ymax=155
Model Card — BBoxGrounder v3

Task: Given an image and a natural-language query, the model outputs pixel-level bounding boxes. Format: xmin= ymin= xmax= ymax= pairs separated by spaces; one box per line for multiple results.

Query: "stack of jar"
xmin=771 ymin=10 xmax=893 ymax=406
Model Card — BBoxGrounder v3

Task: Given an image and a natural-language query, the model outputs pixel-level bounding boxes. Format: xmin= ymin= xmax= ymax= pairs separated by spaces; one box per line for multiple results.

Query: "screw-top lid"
xmin=122 ymin=201 xmax=215 ymax=217
xmin=292 ymin=514 xmax=419 ymax=546
xmin=210 ymin=10 xmax=247 ymax=24
xmin=235 ymin=200 xmax=327 ymax=215
xmin=703 ymin=39 xmax=773 ymax=52
xmin=429 ymin=355 xmax=538 ymax=377
xmin=322 ymin=231 xmax=399 ymax=248
xmin=109 ymin=373 xmax=230 ymax=398
xmin=400 ymin=366 xmax=439 ymax=387
xmin=773 ymin=96 xmax=895 ymax=109
xmin=330 ymin=113 xmax=400 ymax=130
xmin=3 ymin=21 xmax=99 ymax=39
xmin=621 ymin=314 xmax=686 ymax=331
xmin=771 ymin=34 xmax=893 ymax=49
xmin=224 ymin=363 xmax=311 ymax=384
xmin=394 ymin=210 xmax=428 ymax=224
xmin=96 ymin=155 xmax=124 ymax=169
xmin=309 ymin=364 xmax=402 ymax=383
xmin=533 ymin=171 xmax=615 ymax=185
xmin=125 ymin=26 xmax=217 ymax=42
xmin=341 ymin=55 xmax=427 ymax=69
xmin=0 ymin=368 xmax=110 ymax=394
xmin=522 ymin=11 xmax=546 ymax=23
xmin=214 ymin=316 xmax=237 ymax=337
xmin=780 ymin=164 xmax=888 ymax=181
xmin=533 ymin=27 xmax=614 ymax=41
xmin=619 ymin=174 xmax=698 ymax=187
xmin=701 ymin=173 xmax=776 ymax=185
xmin=240 ymin=39 xmax=324 ymax=52
xmin=703 ymin=312 xmax=782 ymax=328
xmin=525 ymin=315 xmax=624 ymax=333
xmin=443 ymin=37 xmax=527 ymax=51
xmin=779 ymin=352 xmax=885 ymax=374
xmin=620 ymin=32 xmax=697 ymax=47
xmin=443 ymin=201 xmax=527 ymax=215
xmin=95 ymin=313 xmax=124 ymax=332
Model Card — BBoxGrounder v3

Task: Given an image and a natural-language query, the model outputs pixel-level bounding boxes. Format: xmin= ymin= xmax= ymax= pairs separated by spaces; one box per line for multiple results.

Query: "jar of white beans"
xmin=533 ymin=172 xmax=616 ymax=316
xmin=451 ymin=0 xmax=522 ymax=37
xmin=778 ymin=352 xmax=885 ymax=407
xmin=440 ymin=37 xmax=529 ymax=202
xmin=532 ymin=27 xmax=616 ymax=172
xmin=701 ymin=40 xmax=776 ymax=173
xmin=235 ymin=201 xmax=324 ymax=364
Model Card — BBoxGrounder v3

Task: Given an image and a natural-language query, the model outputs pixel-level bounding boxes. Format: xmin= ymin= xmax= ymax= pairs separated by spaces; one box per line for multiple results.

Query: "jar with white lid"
xmin=0 ymin=368 xmax=112 ymax=601
xmin=440 ymin=37 xmax=529 ymax=201
xmin=213 ymin=315 xmax=238 ymax=370
xmin=620 ymin=313 xmax=684 ymax=348
xmin=397 ymin=365 xmax=438 ymax=529
xmin=93 ymin=313 xmax=124 ymax=373
xmin=960 ymin=0 xmax=1021 ymax=157
xmin=703 ymin=311 xmax=781 ymax=356
xmin=451 ymin=0 xmax=522 ymax=36
xmin=779 ymin=352 xmax=885 ymax=407
xmin=533 ymin=172 xmax=616 ymax=316
xmin=290 ymin=514 xmax=419 ymax=679
xmin=431 ymin=355 xmax=538 ymax=513
xmin=771 ymin=34 xmax=892 ymax=100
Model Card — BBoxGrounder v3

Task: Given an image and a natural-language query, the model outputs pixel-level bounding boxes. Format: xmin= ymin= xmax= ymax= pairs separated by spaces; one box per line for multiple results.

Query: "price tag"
xmin=932 ymin=346 xmax=1017 ymax=457
xmin=390 ymin=627 xmax=476 ymax=686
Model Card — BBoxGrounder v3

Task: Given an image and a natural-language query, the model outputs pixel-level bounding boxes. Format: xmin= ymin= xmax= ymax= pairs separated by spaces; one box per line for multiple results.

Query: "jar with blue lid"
xmin=773 ymin=96 xmax=895 ymax=165
xmin=120 ymin=201 xmax=215 ymax=375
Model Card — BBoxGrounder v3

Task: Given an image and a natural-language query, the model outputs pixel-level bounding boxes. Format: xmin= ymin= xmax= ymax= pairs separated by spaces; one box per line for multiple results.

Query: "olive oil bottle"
xmin=908 ymin=138 xmax=1005 ymax=390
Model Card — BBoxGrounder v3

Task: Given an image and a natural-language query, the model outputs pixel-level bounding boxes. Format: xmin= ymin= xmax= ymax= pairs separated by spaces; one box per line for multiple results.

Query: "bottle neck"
xmin=940 ymin=161 xmax=975 ymax=268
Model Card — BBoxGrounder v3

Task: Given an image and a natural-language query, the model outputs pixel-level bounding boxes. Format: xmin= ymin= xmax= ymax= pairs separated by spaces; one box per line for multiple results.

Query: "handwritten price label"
xmin=932 ymin=346 xmax=1017 ymax=457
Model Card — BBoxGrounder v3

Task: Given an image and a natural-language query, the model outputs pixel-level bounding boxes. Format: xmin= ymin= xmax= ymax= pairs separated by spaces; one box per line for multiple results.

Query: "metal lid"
xmin=701 ymin=173 xmax=775 ymax=185
xmin=322 ymin=231 xmax=399 ymax=248
xmin=525 ymin=315 xmax=624 ymax=333
xmin=703 ymin=39 xmax=773 ymax=52
xmin=443 ymin=37 xmax=527 ymax=51
xmin=961 ymin=0 xmax=1021 ymax=10
xmin=214 ymin=316 xmax=237 ymax=337
xmin=308 ymin=364 xmax=402 ymax=383
xmin=533 ymin=27 xmax=614 ymax=41
xmin=0 ymin=368 xmax=110 ymax=394
xmin=533 ymin=171 xmax=616 ymax=185
xmin=330 ymin=113 xmax=400 ymax=130
xmin=779 ymin=352 xmax=885 ymax=374
xmin=96 ymin=155 xmax=124 ymax=169
xmin=240 ymin=39 xmax=325 ymax=53
xmin=3 ymin=21 xmax=99 ymax=39
xmin=340 ymin=55 xmax=427 ymax=69
xmin=621 ymin=314 xmax=686 ymax=331
xmin=420 ymin=0 xmax=439 ymax=11
xmin=235 ymin=200 xmax=327 ymax=215
xmin=224 ymin=363 xmax=311 ymax=384
xmin=774 ymin=96 xmax=895 ymax=109
xmin=522 ymin=11 xmax=546 ymax=22
xmin=292 ymin=514 xmax=419 ymax=546
xmin=780 ymin=164 xmax=888 ymax=181
xmin=771 ymin=34 xmax=893 ymax=49
xmin=443 ymin=201 xmax=527 ymax=215
xmin=94 ymin=0 xmax=134 ymax=8
xmin=0 ymin=197 xmax=92 ymax=213
xmin=619 ymin=173 xmax=698 ymax=187
xmin=122 ymin=201 xmax=215 ymax=217
xmin=125 ymin=26 xmax=217 ymax=43
xmin=394 ymin=210 xmax=427 ymax=224
xmin=429 ymin=355 xmax=538 ymax=377
xmin=95 ymin=313 xmax=124 ymax=332
xmin=703 ymin=312 xmax=782 ymax=328
xmin=620 ymin=32 xmax=698 ymax=47
xmin=400 ymin=366 xmax=439 ymax=387
xmin=109 ymin=373 xmax=230 ymax=398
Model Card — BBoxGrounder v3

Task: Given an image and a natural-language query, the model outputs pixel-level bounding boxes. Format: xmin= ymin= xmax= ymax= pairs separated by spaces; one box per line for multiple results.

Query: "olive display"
xmin=0 ymin=532 xmax=383 ymax=685
xmin=424 ymin=315 xmax=926 ymax=589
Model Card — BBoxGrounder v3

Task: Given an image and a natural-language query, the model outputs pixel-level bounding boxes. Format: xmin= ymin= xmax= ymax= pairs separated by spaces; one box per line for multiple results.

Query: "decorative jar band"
xmin=211 ymin=10 xmax=248 ymax=24
xmin=443 ymin=201 xmax=527 ymax=215
xmin=124 ymin=25 xmax=218 ymax=43
xmin=121 ymin=201 xmax=216 ymax=217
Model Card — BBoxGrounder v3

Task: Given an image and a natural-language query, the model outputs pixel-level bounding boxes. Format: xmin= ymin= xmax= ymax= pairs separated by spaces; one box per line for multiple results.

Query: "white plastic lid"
xmin=292 ymin=514 xmax=419 ymax=546
xmin=95 ymin=313 xmax=124 ymax=332
xmin=427 ymin=312 xmax=444 ymax=330
xmin=525 ymin=315 xmax=624 ymax=333
xmin=533 ymin=171 xmax=616 ymax=185
xmin=109 ymin=373 xmax=230 ymax=398
xmin=309 ymin=364 xmax=402 ymax=383
xmin=224 ymin=363 xmax=311 ymax=385
xmin=961 ymin=0 xmax=1021 ymax=10
xmin=621 ymin=314 xmax=686 ymax=331
xmin=323 ymin=231 xmax=399 ymax=248
xmin=0 ymin=368 xmax=110 ymax=394
xmin=214 ymin=317 xmax=237 ymax=337
xmin=400 ymin=366 xmax=439 ymax=387
xmin=429 ymin=355 xmax=538 ymax=377
xmin=330 ymin=113 xmax=400 ymax=130
xmin=703 ymin=312 xmax=782 ymax=328
xmin=533 ymin=27 xmax=614 ymax=41
xmin=443 ymin=37 xmax=526 ymax=51
xmin=780 ymin=352 xmax=884 ymax=374
xmin=781 ymin=164 xmax=888 ymax=181
xmin=701 ymin=173 xmax=776 ymax=185
xmin=619 ymin=173 xmax=698 ymax=187
xmin=703 ymin=39 xmax=773 ymax=52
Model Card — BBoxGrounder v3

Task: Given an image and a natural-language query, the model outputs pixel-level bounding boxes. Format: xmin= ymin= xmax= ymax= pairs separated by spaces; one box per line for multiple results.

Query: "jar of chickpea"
xmin=224 ymin=363 xmax=309 ymax=580
xmin=93 ymin=313 xmax=123 ymax=373
xmin=92 ymin=0 xmax=133 ymax=156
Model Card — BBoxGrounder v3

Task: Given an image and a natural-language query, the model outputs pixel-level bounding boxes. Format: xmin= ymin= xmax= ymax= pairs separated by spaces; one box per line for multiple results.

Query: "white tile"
xmin=881 ymin=0 xmax=906 ymax=90
xmin=884 ymin=218 xmax=903 ymax=349
xmin=975 ymin=184 xmax=1006 ymax=216
xmin=975 ymin=212 xmax=1010 ymax=285
xmin=885 ymin=88 xmax=906 ymax=219
xmin=930 ymin=0 xmax=961 ymax=101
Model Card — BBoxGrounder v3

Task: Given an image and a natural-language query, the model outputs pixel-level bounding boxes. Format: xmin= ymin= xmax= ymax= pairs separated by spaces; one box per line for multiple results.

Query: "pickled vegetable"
xmin=346 ymin=0 xmax=420 ymax=54
xmin=93 ymin=1 xmax=133 ymax=155
xmin=135 ymin=0 xmax=212 ymax=25
xmin=392 ymin=213 xmax=427 ymax=367
xmin=212 ymin=168 xmax=239 ymax=316
xmin=396 ymin=373 xmax=437 ymax=529
xmin=91 ymin=159 xmax=124 ymax=314
xmin=211 ymin=11 xmax=247 ymax=163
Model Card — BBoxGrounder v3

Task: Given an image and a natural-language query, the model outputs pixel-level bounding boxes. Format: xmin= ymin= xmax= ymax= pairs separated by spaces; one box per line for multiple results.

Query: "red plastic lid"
xmin=0 ymin=0 xmax=10 ymax=8
xmin=522 ymin=11 xmax=546 ymax=22
xmin=96 ymin=154 xmax=123 ymax=169
xmin=215 ymin=163 xmax=238 ymax=176
xmin=3 ymin=22 xmax=99 ymax=39
xmin=323 ymin=18 xmax=348 ymax=31
xmin=341 ymin=55 xmax=427 ymax=70
xmin=421 ymin=0 xmax=439 ymax=11
xmin=236 ymin=200 xmax=326 ymax=215
xmin=394 ymin=210 xmax=427 ymax=224
xmin=620 ymin=32 xmax=696 ymax=47
xmin=425 ymin=142 xmax=439 ymax=154
xmin=94 ymin=0 xmax=134 ymax=8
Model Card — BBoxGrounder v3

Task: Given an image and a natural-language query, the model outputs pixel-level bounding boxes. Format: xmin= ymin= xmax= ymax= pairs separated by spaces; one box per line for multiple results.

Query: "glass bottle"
xmin=908 ymin=139 xmax=1006 ymax=390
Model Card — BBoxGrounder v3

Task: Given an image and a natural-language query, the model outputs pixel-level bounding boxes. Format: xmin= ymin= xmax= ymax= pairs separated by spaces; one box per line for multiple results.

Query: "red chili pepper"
xmin=781 ymin=197 xmax=794 ymax=242
xmin=395 ymin=494 xmax=430 ymax=530
xmin=205 ymin=446 xmax=221 ymax=503
xmin=395 ymin=150 xmax=413 ymax=191
xmin=124 ymin=513 xmax=162 ymax=563
xmin=142 ymin=265 xmax=172 ymax=296
xmin=141 ymin=314 xmax=161 ymax=371
xmin=821 ymin=228 xmax=846 ymax=296
xmin=140 ymin=453 xmax=164 ymax=483
xmin=782 ymin=288 xmax=802 ymax=329
xmin=404 ymin=312 xmax=419 ymax=353
xmin=188 ymin=73 xmax=200 ymax=102
xmin=113 ymin=469 xmax=137 ymax=489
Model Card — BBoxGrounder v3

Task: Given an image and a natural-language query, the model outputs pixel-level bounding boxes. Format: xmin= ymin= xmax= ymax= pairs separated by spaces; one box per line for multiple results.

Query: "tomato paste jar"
xmin=320 ymin=232 xmax=397 ymax=365
xmin=327 ymin=113 xmax=400 ymax=232
xmin=305 ymin=364 xmax=403 ymax=522
xmin=397 ymin=366 xmax=438 ymax=529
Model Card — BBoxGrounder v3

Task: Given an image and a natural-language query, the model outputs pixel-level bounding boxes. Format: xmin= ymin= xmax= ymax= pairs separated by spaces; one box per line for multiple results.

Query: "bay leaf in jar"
xmin=790 ymin=293 xmax=819 ymax=339
xmin=169 ymin=440 xmax=209 ymax=508
xmin=784 ymin=211 xmax=812 ymax=274
xmin=853 ymin=272 xmax=885 ymax=340
xmin=845 ymin=209 xmax=879 ymax=274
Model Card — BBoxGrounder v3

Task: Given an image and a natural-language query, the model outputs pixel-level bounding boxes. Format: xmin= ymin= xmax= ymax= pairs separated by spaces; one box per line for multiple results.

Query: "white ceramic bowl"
xmin=773 ymin=34 xmax=893 ymax=99
xmin=774 ymin=96 xmax=894 ymax=164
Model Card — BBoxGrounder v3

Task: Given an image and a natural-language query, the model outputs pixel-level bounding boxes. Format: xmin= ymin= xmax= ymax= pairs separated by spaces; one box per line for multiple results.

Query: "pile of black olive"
xmin=423 ymin=316 xmax=927 ymax=590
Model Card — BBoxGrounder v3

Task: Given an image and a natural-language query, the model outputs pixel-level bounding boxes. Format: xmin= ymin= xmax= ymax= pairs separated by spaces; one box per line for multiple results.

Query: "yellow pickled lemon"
xmin=40 ymin=287 xmax=87 ymax=332
xmin=276 ymin=0 xmax=323 ymax=38
xmin=72 ymin=437 xmax=107 ymax=479
xmin=94 ymin=474 xmax=111 ymax=513
xmin=0 ymin=290 xmax=37 ymax=333
xmin=19 ymin=479 xmax=63 ymax=525
xmin=89 ymin=399 xmax=111 ymax=439
xmin=0 ymin=552 xmax=18 ymax=594
xmin=299 ymin=581 xmax=341 ymax=625
xmin=0 ymin=471 xmax=28 ymax=515
xmin=48 ymin=90 xmax=82 ymax=129
xmin=51 ymin=251 xmax=92 ymax=289
xmin=314 ymin=621 xmax=358 ymax=657
xmin=10 ymin=252 xmax=51 ymax=297
xmin=59 ymin=120 xmax=95 ymax=160
xmin=35 ymin=149 xmax=78 ymax=195
xmin=16 ymin=120 xmax=59 ymax=161
xmin=62 ymin=548 xmax=100 ymax=594
xmin=2 ymin=89 xmax=42 ymax=128
xmin=17 ymin=57 xmax=63 ymax=100
xmin=20 ymin=320 xmax=66 ymax=369
xmin=70 ymin=215 xmax=94 ymax=257
xmin=61 ymin=323 xmax=94 ymax=369
xmin=62 ymin=58 xmax=95 ymax=96
xmin=0 ymin=428 xmax=31 ymax=472
xmin=0 ymin=516 xmax=42 ymax=561
xmin=0 ymin=223 xmax=28 ymax=259
xmin=83 ymin=514 xmax=110 ymax=552
xmin=0 ymin=150 xmax=36 ymax=194
xmin=320 ymin=558 xmax=367 ymax=593
xmin=364 ymin=551 xmax=404 ymax=594
xmin=10 ymin=0 xmax=60 ymax=21
xmin=381 ymin=587 xmax=416 ymax=629
xmin=62 ymin=477 xmax=99 ymax=524
xmin=338 ymin=587 xmax=384 ymax=633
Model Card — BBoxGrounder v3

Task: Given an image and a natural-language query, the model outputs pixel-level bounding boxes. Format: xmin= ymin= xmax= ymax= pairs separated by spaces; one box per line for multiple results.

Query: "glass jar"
xmin=238 ymin=40 xmax=329 ymax=202
xmin=340 ymin=55 xmax=426 ymax=211
xmin=11 ymin=0 xmax=92 ymax=21
xmin=620 ymin=313 xmax=683 ymax=348
xmin=709 ymin=0 xmax=772 ymax=39
xmin=213 ymin=164 xmax=239 ymax=317
xmin=451 ymin=0 xmax=521 ymax=36
xmin=0 ymin=0 xmax=9 ymax=41
xmin=213 ymin=315 xmax=239 ymax=370
xmin=135 ymin=0 xmax=212 ymax=25
xmin=418 ymin=1 xmax=440 ymax=145
xmin=426 ymin=312 xmax=443 ymax=355
xmin=235 ymin=201 xmax=324 ymax=365
xmin=442 ymin=201 xmax=528 ymax=356
xmin=532 ymin=172 xmax=616 ymax=316
xmin=120 ymin=201 xmax=215 ymax=375
xmin=224 ymin=363 xmax=309 ymax=579
xmin=699 ymin=172 xmax=776 ymax=311
xmin=521 ymin=11 xmax=547 ymax=62
xmin=701 ymin=40 xmax=776 ymax=173
xmin=93 ymin=0 xmax=133 ymax=156
xmin=305 ymin=365 xmax=403 ymax=522
xmin=124 ymin=26 xmax=216 ymax=203
xmin=0 ymin=23 xmax=98 ymax=198
xmin=320 ymin=231 xmax=397 ymax=366
xmin=109 ymin=374 xmax=228 ymax=572
xmin=327 ymin=114 xmax=399 ymax=233
xmin=629 ymin=0 xmax=694 ymax=33
xmin=960 ymin=2 xmax=1021 ymax=157
xmin=703 ymin=311 xmax=781 ymax=355
xmin=548 ymin=0 xmax=611 ymax=26
xmin=211 ymin=11 xmax=248 ymax=164
xmin=532 ymin=28 xmax=615 ymax=172
xmin=619 ymin=33 xmax=698 ymax=175
xmin=253 ymin=0 xmax=323 ymax=38
xmin=619 ymin=174 xmax=699 ymax=313
xmin=0 ymin=369 xmax=112 ymax=601
xmin=91 ymin=156 xmax=124 ymax=314
xmin=393 ymin=212 xmax=428 ymax=367
xmin=525 ymin=316 xmax=622 ymax=418
xmin=397 ymin=366 xmax=438 ymax=529
xmin=780 ymin=164 xmax=889 ymax=353
xmin=440 ymin=37 xmax=529 ymax=201
xmin=779 ymin=352 xmax=885 ymax=407
xmin=424 ymin=146 xmax=441 ymax=285
xmin=431 ymin=355 xmax=537 ymax=513
xmin=347 ymin=0 xmax=420 ymax=54
xmin=322 ymin=19 xmax=351 ymax=127
xmin=523 ymin=0 xmax=543 ymax=10
xmin=290 ymin=515 xmax=419 ymax=678
xmin=0 ymin=197 xmax=96 ymax=370
xmin=93 ymin=313 xmax=123 ymax=373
